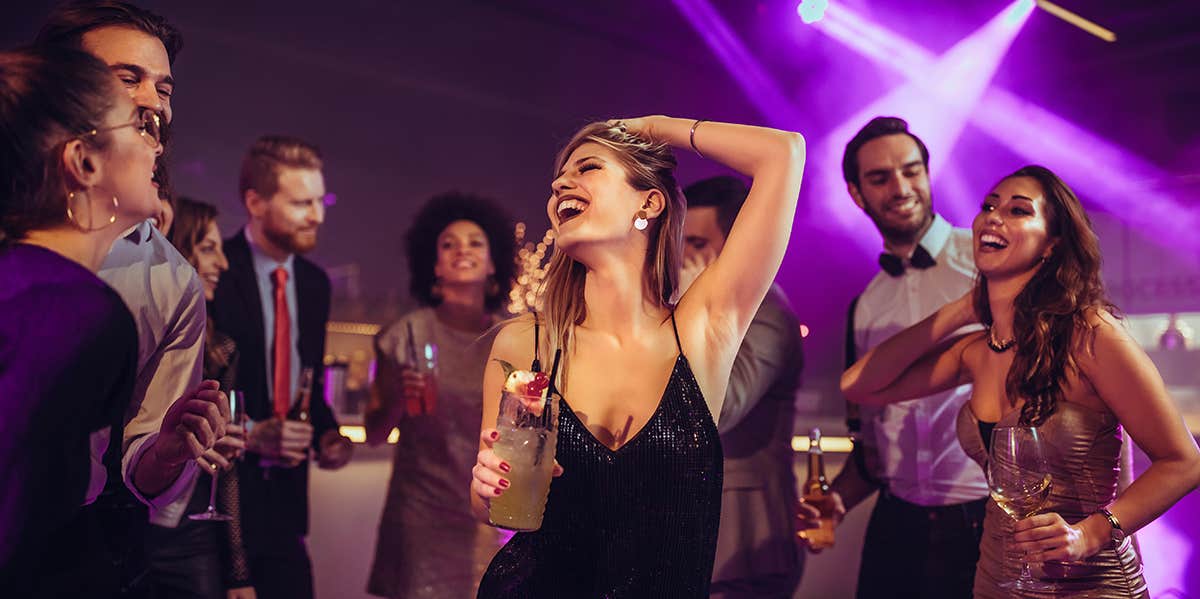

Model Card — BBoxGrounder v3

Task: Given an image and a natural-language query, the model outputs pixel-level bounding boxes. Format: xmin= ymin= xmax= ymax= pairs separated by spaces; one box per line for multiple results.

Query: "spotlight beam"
xmin=671 ymin=0 xmax=807 ymax=129
xmin=808 ymin=3 xmax=1199 ymax=253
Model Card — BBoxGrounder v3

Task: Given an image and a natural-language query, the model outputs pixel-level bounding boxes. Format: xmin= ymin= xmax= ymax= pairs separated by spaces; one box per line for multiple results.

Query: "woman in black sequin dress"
xmin=469 ymin=116 xmax=806 ymax=598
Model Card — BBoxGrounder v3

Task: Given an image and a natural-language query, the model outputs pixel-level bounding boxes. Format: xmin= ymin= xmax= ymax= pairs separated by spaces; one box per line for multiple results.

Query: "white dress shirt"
xmin=97 ymin=220 xmax=205 ymax=526
xmin=854 ymin=214 xmax=989 ymax=506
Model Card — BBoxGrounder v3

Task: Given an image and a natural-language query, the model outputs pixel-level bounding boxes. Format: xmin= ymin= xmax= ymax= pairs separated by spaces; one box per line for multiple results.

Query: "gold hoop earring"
xmin=66 ymin=191 xmax=118 ymax=232
xmin=633 ymin=209 xmax=649 ymax=231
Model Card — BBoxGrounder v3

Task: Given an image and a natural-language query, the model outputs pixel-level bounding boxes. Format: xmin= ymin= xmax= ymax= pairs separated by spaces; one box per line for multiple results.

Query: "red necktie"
xmin=272 ymin=266 xmax=291 ymax=419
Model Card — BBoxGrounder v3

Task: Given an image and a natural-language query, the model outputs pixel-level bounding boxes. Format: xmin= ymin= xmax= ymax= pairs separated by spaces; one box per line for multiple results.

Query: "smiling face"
xmin=80 ymin=26 xmax=174 ymax=123
xmin=433 ymin=219 xmax=494 ymax=288
xmin=256 ymin=167 xmax=326 ymax=255
xmin=973 ymin=176 xmax=1057 ymax=280
xmin=849 ymin=133 xmax=933 ymax=246
xmin=192 ymin=220 xmax=228 ymax=301
xmin=547 ymin=142 xmax=654 ymax=252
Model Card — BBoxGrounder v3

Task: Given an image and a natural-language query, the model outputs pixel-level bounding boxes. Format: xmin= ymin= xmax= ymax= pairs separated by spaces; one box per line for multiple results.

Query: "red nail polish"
xmin=499 ymin=462 xmax=511 ymax=473
xmin=490 ymin=431 xmax=499 ymax=440
xmin=499 ymin=479 xmax=510 ymax=488
xmin=494 ymin=487 xmax=503 ymax=495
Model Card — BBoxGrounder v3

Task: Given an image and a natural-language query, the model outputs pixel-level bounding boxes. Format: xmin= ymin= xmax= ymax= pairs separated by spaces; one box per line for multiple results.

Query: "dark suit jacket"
xmin=210 ymin=229 xmax=337 ymax=551
xmin=711 ymin=285 xmax=805 ymax=587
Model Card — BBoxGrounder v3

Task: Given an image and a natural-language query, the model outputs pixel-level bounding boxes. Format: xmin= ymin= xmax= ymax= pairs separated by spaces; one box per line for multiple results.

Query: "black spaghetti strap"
xmin=669 ymin=311 xmax=683 ymax=355
xmin=531 ymin=313 xmax=542 ymax=372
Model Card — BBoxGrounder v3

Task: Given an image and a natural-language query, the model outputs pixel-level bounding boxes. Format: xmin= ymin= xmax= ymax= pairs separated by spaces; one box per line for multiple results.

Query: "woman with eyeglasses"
xmin=0 ymin=47 xmax=192 ymax=595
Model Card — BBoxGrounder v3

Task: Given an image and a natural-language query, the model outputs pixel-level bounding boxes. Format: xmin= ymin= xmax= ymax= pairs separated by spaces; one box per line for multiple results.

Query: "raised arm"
xmin=1018 ymin=313 xmax=1200 ymax=562
xmin=841 ymin=293 xmax=977 ymax=405
xmin=631 ymin=117 xmax=805 ymax=337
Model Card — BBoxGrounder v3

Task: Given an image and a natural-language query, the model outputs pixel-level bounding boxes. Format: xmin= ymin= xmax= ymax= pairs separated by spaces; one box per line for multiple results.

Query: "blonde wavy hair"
xmin=536 ymin=121 xmax=686 ymax=384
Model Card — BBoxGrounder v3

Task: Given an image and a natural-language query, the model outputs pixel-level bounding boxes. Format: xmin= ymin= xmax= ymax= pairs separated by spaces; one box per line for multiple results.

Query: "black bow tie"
xmin=879 ymin=245 xmax=936 ymax=277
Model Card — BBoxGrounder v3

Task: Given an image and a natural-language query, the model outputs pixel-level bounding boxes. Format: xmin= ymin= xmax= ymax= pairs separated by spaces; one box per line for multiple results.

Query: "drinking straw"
xmin=405 ymin=321 xmax=419 ymax=366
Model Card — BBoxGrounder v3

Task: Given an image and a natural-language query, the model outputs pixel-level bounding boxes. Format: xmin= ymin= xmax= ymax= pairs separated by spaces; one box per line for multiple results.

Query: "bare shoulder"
xmin=1075 ymin=307 xmax=1135 ymax=366
xmin=490 ymin=313 xmax=539 ymax=364
xmin=955 ymin=329 xmax=989 ymax=370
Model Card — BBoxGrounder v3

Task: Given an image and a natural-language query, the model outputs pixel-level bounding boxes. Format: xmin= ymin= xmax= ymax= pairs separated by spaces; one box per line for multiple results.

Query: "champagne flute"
xmin=188 ymin=390 xmax=241 ymax=522
xmin=988 ymin=425 xmax=1055 ymax=591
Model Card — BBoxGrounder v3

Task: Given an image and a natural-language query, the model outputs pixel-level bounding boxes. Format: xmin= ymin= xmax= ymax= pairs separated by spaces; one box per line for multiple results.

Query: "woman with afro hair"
xmin=365 ymin=192 xmax=515 ymax=598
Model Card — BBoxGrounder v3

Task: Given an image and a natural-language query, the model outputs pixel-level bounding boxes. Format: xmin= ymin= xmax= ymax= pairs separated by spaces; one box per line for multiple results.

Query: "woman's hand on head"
xmin=607 ymin=116 xmax=665 ymax=141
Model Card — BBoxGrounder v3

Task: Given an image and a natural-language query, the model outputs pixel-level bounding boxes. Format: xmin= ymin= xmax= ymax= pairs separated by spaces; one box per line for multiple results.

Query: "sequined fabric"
xmin=957 ymin=402 xmax=1149 ymax=598
xmin=477 ymin=350 xmax=724 ymax=598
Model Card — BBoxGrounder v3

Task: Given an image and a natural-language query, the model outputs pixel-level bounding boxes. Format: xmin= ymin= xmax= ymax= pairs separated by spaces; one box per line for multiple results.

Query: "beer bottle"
xmin=801 ymin=427 xmax=836 ymax=550
xmin=289 ymin=367 xmax=314 ymax=422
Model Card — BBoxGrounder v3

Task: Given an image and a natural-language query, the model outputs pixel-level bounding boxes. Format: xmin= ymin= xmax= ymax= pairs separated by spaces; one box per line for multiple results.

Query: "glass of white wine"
xmin=988 ymin=425 xmax=1055 ymax=591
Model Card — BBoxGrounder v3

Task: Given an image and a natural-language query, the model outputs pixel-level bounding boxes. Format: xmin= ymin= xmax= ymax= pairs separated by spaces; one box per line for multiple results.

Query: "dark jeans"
xmin=856 ymin=491 xmax=986 ymax=599
xmin=249 ymin=535 xmax=314 ymax=599
xmin=145 ymin=519 xmax=223 ymax=599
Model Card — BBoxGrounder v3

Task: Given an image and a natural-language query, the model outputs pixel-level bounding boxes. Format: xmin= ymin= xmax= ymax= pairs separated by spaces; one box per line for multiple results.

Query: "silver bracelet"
xmin=689 ymin=119 xmax=707 ymax=159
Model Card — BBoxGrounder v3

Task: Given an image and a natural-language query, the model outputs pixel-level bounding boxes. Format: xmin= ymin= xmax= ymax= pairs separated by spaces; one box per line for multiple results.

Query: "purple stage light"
xmin=671 ymin=0 xmax=806 ymax=129
xmin=812 ymin=0 xmax=1035 ymax=244
xmin=797 ymin=0 xmax=829 ymax=25
xmin=808 ymin=2 xmax=1198 ymax=254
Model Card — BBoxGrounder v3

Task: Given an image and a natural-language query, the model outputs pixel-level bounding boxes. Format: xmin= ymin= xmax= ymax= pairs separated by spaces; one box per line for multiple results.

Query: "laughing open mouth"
xmin=556 ymin=197 xmax=589 ymax=224
xmin=980 ymin=232 xmax=1009 ymax=250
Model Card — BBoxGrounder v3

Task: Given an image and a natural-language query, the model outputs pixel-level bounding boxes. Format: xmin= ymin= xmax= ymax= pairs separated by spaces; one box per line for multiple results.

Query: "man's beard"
xmin=262 ymin=220 xmax=318 ymax=255
xmin=863 ymin=200 xmax=932 ymax=247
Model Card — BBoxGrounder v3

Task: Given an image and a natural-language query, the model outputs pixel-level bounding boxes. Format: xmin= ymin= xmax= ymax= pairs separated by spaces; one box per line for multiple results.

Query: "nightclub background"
xmin=5 ymin=1 xmax=1198 ymax=596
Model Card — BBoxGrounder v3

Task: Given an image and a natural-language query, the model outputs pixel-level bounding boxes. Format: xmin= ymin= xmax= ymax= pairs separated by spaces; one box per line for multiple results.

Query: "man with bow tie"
xmin=796 ymin=117 xmax=988 ymax=598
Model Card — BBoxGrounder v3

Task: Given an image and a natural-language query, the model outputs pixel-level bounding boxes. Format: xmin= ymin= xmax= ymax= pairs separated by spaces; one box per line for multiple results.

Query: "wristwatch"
xmin=1098 ymin=507 xmax=1125 ymax=548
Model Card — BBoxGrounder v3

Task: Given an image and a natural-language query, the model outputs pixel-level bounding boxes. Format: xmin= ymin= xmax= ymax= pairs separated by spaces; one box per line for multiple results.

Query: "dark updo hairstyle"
xmin=972 ymin=165 xmax=1116 ymax=426
xmin=0 ymin=46 xmax=119 ymax=243
xmin=405 ymin=192 xmax=516 ymax=313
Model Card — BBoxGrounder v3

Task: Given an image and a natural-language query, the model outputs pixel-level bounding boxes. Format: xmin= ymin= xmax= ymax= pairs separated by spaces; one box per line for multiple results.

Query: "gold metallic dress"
xmin=957 ymin=401 xmax=1149 ymax=598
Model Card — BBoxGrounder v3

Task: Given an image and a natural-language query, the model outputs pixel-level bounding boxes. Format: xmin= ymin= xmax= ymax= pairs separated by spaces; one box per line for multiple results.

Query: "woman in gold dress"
xmin=842 ymin=165 xmax=1200 ymax=597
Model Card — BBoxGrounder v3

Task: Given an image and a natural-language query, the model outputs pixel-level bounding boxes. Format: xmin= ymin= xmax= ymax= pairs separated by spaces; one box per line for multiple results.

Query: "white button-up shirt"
xmin=98 ymin=220 xmax=205 ymax=526
xmin=853 ymin=214 xmax=989 ymax=506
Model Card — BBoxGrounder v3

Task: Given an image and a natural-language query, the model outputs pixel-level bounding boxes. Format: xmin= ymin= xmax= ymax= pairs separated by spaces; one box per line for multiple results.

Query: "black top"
xmin=0 ymin=243 xmax=137 ymax=594
xmin=979 ymin=420 xmax=997 ymax=455
xmin=478 ymin=313 xmax=724 ymax=598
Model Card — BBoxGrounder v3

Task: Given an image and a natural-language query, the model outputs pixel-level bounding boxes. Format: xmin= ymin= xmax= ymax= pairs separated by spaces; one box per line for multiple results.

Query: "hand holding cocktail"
xmin=472 ymin=429 xmax=565 ymax=517
xmin=471 ymin=354 xmax=564 ymax=531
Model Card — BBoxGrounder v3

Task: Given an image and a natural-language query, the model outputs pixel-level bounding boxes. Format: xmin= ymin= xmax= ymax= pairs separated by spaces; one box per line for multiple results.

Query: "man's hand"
xmin=796 ymin=491 xmax=847 ymax=553
xmin=199 ymin=424 xmax=246 ymax=472
xmin=246 ymin=418 xmax=313 ymax=467
xmin=317 ymin=429 xmax=354 ymax=470
xmin=152 ymin=380 xmax=229 ymax=469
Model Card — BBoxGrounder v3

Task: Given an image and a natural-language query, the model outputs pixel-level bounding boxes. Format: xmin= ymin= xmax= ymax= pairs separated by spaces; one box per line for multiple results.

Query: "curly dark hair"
xmin=972 ymin=165 xmax=1117 ymax=426
xmin=405 ymin=192 xmax=515 ymax=312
